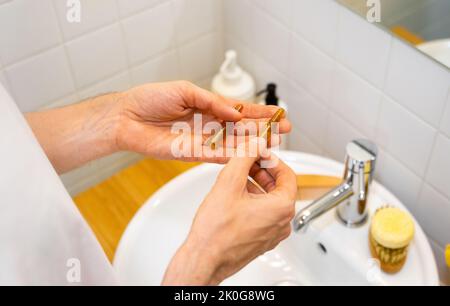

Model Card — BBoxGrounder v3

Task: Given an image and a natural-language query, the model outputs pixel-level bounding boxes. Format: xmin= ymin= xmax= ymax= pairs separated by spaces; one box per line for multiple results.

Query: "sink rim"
xmin=113 ymin=151 xmax=439 ymax=286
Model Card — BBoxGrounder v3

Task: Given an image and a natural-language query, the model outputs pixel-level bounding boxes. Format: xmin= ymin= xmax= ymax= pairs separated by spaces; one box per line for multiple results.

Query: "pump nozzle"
xmin=220 ymin=50 xmax=243 ymax=83
xmin=212 ymin=50 xmax=256 ymax=101
xmin=257 ymin=83 xmax=279 ymax=106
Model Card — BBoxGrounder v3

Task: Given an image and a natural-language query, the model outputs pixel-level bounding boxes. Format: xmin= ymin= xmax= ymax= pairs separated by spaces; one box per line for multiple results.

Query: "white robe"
xmin=0 ymin=84 xmax=116 ymax=285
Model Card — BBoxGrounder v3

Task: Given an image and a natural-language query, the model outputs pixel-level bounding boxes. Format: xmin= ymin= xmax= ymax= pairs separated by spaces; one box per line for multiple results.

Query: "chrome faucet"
xmin=293 ymin=139 xmax=378 ymax=232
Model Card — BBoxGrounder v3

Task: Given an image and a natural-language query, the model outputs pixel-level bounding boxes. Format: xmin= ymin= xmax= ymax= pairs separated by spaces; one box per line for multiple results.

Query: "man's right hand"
xmin=162 ymin=144 xmax=297 ymax=285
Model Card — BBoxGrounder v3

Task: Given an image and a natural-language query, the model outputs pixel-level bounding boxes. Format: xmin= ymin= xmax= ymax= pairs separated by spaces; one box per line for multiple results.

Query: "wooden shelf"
xmin=73 ymin=159 xmax=199 ymax=262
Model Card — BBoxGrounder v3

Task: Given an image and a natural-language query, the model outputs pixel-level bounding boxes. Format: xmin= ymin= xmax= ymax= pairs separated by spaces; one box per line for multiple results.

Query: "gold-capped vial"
xmin=260 ymin=108 xmax=285 ymax=146
xmin=446 ymin=245 xmax=450 ymax=268
xmin=234 ymin=104 xmax=244 ymax=113
xmin=268 ymin=108 xmax=285 ymax=125
xmin=205 ymin=104 xmax=245 ymax=150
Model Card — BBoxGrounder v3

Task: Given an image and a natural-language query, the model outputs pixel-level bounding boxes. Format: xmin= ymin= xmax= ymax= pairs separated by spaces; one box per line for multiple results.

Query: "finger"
xmin=246 ymin=177 xmax=267 ymax=195
xmin=189 ymin=85 xmax=289 ymax=123
xmin=173 ymin=134 xmax=263 ymax=164
xmin=185 ymin=83 xmax=243 ymax=122
xmin=227 ymin=134 xmax=280 ymax=149
xmin=239 ymin=103 xmax=287 ymax=120
xmin=205 ymin=133 xmax=281 ymax=150
xmin=263 ymin=156 xmax=297 ymax=201
xmin=219 ymin=139 xmax=269 ymax=188
xmin=202 ymin=132 xmax=249 ymax=149
xmin=182 ymin=155 xmax=231 ymax=164
xmin=277 ymin=226 xmax=292 ymax=243
xmin=249 ymin=163 xmax=277 ymax=193
xmin=148 ymin=127 xmax=232 ymax=164
xmin=237 ymin=119 xmax=292 ymax=135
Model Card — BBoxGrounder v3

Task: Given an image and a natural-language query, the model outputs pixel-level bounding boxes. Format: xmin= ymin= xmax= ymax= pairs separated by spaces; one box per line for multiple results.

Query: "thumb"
xmin=218 ymin=138 xmax=269 ymax=189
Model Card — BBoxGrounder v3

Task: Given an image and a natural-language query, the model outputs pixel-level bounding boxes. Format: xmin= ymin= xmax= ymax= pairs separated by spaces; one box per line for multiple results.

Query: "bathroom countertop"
xmin=73 ymin=159 xmax=200 ymax=262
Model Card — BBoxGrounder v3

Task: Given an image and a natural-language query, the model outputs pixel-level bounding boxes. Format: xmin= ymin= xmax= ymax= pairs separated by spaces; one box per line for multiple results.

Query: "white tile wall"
xmin=223 ymin=0 xmax=450 ymax=284
xmin=173 ymin=0 xmax=222 ymax=45
xmin=285 ymin=82 xmax=329 ymax=147
xmin=253 ymin=0 xmax=293 ymax=28
xmin=0 ymin=70 xmax=10 ymax=94
xmin=43 ymin=93 xmax=79 ymax=110
xmin=385 ymin=40 xmax=450 ymax=127
xmin=441 ymin=92 xmax=450 ymax=137
xmin=289 ymin=127 xmax=324 ymax=156
xmin=178 ymin=32 xmax=223 ymax=81
xmin=0 ymin=0 xmax=61 ymax=65
xmin=53 ymin=0 xmax=119 ymax=40
xmin=251 ymin=55 xmax=290 ymax=95
xmin=417 ymin=184 xmax=450 ymax=248
xmin=5 ymin=47 xmax=75 ymax=111
xmin=375 ymin=150 xmax=423 ymax=214
xmin=79 ymin=71 xmax=131 ymax=100
xmin=66 ymin=24 xmax=128 ymax=88
xmin=130 ymin=51 xmax=179 ymax=86
xmin=116 ymin=0 xmax=163 ymax=18
xmin=376 ymin=97 xmax=436 ymax=177
xmin=121 ymin=2 xmax=175 ymax=65
xmin=224 ymin=0 xmax=254 ymax=50
xmin=0 ymin=0 xmax=225 ymax=196
xmin=335 ymin=5 xmax=392 ymax=89
xmin=426 ymin=135 xmax=450 ymax=199
xmin=292 ymin=0 xmax=339 ymax=56
xmin=330 ymin=63 xmax=382 ymax=138
xmin=325 ymin=112 xmax=365 ymax=161
xmin=289 ymin=34 xmax=335 ymax=103
xmin=251 ymin=7 xmax=291 ymax=75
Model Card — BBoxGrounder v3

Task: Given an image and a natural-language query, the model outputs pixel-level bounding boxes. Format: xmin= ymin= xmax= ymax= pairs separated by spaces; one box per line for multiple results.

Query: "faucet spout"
xmin=293 ymin=180 xmax=354 ymax=232
xmin=293 ymin=139 xmax=378 ymax=233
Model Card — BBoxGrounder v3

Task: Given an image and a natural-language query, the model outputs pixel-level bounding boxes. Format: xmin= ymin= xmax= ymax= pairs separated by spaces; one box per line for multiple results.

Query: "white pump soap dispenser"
xmin=212 ymin=50 xmax=256 ymax=102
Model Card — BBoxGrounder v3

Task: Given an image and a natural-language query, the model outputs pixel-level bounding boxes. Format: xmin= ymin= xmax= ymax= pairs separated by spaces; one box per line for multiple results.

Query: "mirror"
xmin=338 ymin=0 xmax=450 ymax=69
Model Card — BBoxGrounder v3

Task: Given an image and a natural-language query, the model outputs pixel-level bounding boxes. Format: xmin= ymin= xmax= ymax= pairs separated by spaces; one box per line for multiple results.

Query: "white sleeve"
xmin=0 ymin=84 xmax=117 ymax=286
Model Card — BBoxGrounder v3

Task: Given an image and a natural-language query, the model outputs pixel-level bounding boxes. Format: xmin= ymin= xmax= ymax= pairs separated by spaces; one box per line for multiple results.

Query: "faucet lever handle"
xmin=358 ymin=163 xmax=366 ymax=201
xmin=346 ymin=140 xmax=377 ymax=202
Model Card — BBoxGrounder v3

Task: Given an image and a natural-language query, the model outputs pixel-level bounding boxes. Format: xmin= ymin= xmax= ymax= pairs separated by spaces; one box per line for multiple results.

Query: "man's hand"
xmin=162 ymin=143 xmax=297 ymax=285
xmin=26 ymin=81 xmax=291 ymax=174
xmin=116 ymin=81 xmax=291 ymax=163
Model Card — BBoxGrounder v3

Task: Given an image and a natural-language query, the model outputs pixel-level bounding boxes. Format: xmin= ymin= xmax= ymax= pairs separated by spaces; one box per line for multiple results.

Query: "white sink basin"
xmin=418 ymin=39 xmax=450 ymax=69
xmin=113 ymin=151 xmax=439 ymax=286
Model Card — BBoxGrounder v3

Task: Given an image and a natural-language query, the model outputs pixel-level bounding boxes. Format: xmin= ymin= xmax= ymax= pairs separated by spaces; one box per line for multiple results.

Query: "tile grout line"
xmin=44 ymin=30 xmax=218 ymax=103
xmin=320 ymin=2 xmax=343 ymax=155
xmin=43 ymin=8 xmax=222 ymax=106
xmin=48 ymin=0 xmax=80 ymax=102
xmin=370 ymin=33 xmax=432 ymax=209
xmin=1 ymin=0 xmax=170 ymax=71
xmin=230 ymin=26 xmax=329 ymax=155
xmin=374 ymin=34 xmax=394 ymax=140
xmin=112 ymin=0 xmax=133 ymax=87
xmin=255 ymin=1 xmax=446 ymax=130
xmin=170 ymin=0 xmax=184 ymax=82
xmin=292 ymin=126 xmax=326 ymax=156
xmin=437 ymin=87 xmax=450 ymax=130
xmin=220 ymin=2 xmax=445 ymax=189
